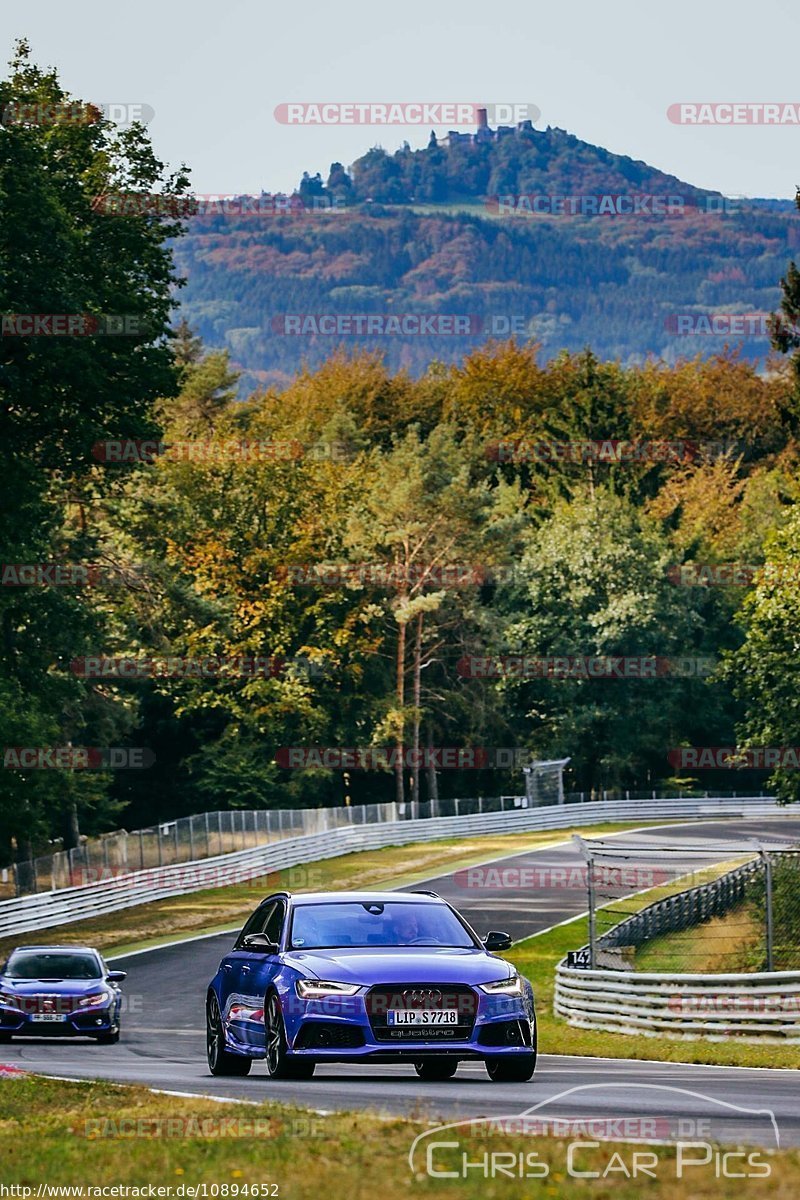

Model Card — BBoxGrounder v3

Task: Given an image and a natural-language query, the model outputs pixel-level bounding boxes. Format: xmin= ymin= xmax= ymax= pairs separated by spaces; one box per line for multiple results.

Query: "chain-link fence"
xmin=575 ymin=839 xmax=800 ymax=973
xmin=11 ymin=804 xmax=396 ymax=897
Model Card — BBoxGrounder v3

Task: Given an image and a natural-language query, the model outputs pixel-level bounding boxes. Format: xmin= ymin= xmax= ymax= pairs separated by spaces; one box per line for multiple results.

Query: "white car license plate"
xmin=387 ymin=1009 xmax=458 ymax=1026
xmin=34 ymin=1013 xmax=67 ymax=1022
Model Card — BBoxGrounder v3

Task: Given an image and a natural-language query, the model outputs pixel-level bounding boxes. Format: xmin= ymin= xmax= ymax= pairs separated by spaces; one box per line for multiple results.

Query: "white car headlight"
xmin=79 ymin=991 xmax=110 ymax=1008
xmin=479 ymin=975 xmax=523 ymax=995
xmin=296 ymin=979 xmax=360 ymax=999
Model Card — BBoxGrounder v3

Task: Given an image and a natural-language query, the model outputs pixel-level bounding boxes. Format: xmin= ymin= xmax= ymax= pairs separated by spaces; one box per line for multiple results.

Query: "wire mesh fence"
xmin=574 ymin=839 xmax=800 ymax=973
xmin=10 ymin=804 xmax=396 ymax=897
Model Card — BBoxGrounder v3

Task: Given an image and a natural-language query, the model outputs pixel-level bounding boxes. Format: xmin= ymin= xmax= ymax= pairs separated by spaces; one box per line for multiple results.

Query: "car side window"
xmin=263 ymin=901 xmax=285 ymax=947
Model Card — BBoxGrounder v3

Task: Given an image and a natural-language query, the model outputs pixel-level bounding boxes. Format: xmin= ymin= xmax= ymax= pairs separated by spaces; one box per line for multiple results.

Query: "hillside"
xmin=172 ymin=122 xmax=799 ymax=387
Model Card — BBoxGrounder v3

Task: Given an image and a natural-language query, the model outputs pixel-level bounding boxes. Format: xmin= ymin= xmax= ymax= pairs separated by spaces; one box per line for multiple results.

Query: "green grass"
xmin=0 ymin=1074 xmax=795 ymax=1196
xmin=634 ymin=904 xmax=763 ymax=974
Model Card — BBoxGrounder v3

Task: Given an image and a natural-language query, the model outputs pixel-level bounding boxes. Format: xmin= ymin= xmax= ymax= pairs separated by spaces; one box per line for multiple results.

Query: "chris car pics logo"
xmin=408 ymin=1084 xmax=777 ymax=1181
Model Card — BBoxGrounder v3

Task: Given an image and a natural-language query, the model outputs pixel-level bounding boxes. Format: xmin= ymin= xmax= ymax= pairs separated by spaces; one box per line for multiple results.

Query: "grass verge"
xmin=634 ymin=905 xmax=762 ymax=974
xmin=0 ymin=1074 xmax=794 ymax=1196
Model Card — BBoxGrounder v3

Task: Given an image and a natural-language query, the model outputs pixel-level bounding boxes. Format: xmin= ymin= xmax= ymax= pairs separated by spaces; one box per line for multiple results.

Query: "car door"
xmin=219 ymin=903 xmax=272 ymax=1044
xmin=231 ymin=900 xmax=286 ymax=1052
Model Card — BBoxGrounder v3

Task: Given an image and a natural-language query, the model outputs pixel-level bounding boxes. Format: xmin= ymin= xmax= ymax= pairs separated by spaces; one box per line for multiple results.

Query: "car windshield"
xmin=289 ymin=901 xmax=476 ymax=949
xmin=4 ymin=951 xmax=101 ymax=980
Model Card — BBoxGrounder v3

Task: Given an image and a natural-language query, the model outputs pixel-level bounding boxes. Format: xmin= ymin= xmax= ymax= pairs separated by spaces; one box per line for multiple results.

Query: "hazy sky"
xmin=3 ymin=0 xmax=798 ymax=198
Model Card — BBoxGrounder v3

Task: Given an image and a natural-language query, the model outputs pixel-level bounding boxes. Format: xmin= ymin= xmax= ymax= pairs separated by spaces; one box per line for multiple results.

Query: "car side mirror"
xmin=106 ymin=970 xmax=127 ymax=983
xmin=483 ymin=931 xmax=512 ymax=952
xmin=242 ymin=933 xmax=279 ymax=953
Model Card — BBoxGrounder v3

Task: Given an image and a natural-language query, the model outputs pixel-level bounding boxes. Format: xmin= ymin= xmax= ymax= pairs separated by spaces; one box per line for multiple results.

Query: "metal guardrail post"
xmin=572 ymin=835 xmax=596 ymax=967
xmin=761 ymin=848 xmax=774 ymax=972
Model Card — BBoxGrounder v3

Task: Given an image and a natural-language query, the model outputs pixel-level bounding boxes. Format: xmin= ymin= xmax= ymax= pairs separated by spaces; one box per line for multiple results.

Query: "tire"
xmin=414 ymin=1059 xmax=458 ymax=1081
xmin=265 ymin=993 xmax=315 ymax=1080
xmin=95 ymin=1027 xmax=120 ymax=1045
xmin=207 ymin=994 xmax=252 ymax=1076
xmin=485 ymin=1052 xmax=536 ymax=1082
xmin=0 ymin=1033 xmax=11 ymax=1044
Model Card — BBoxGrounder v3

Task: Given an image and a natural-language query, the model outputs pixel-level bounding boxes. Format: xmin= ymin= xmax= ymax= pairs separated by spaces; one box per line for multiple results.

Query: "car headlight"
xmin=296 ymin=980 xmax=360 ymax=999
xmin=479 ymin=975 xmax=523 ymax=995
xmin=79 ymin=991 xmax=111 ymax=1008
xmin=0 ymin=992 xmax=20 ymax=1008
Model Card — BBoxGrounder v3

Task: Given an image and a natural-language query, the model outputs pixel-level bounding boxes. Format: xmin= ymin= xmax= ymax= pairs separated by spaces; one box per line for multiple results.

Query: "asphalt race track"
xmin=3 ymin=817 xmax=800 ymax=1148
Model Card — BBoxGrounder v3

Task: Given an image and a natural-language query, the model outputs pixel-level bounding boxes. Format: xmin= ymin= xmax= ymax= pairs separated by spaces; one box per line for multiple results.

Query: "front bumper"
xmin=0 ymin=1004 xmax=118 ymax=1037
xmin=225 ymin=980 xmax=535 ymax=1061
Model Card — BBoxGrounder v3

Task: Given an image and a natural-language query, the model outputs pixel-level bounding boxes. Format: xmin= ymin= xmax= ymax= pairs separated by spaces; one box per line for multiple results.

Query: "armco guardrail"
xmin=555 ymin=961 xmax=800 ymax=1041
xmin=0 ymin=795 xmax=783 ymax=938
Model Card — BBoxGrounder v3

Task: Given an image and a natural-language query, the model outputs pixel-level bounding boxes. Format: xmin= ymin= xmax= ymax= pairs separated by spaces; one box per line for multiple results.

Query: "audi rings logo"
xmin=404 ymin=988 xmax=443 ymax=1007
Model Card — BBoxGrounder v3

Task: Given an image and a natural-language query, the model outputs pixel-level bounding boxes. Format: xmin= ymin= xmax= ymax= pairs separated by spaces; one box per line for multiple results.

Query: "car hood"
xmin=282 ymin=946 xmax=513 ymax=986
xmin=0 ymin=977 xmax=105 ymax=997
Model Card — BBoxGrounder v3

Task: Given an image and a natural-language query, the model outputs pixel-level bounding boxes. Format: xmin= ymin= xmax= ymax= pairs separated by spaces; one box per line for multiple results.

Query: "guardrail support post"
xmin=761 ymin=847 xmax=774 ymax=972
xmin=572 ymin=835 xmax=596 ymax=967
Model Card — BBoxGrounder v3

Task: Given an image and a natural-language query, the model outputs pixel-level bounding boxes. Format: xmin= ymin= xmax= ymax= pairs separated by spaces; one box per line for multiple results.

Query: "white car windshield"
xmin=289 ymin=901 xmax=476 ymax=949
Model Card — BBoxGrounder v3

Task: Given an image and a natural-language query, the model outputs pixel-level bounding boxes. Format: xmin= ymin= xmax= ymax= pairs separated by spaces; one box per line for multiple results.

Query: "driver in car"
xmin=392 ymin=908 xmax=421 ymax=943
